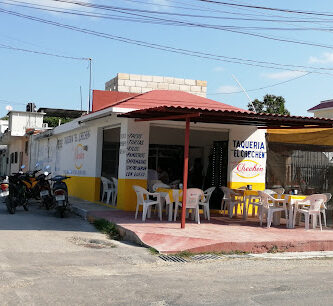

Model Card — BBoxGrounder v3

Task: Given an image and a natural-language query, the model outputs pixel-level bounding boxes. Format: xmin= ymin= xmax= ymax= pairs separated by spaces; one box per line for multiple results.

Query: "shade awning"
xmin=119 ymin=106 xmax=333 ymax=128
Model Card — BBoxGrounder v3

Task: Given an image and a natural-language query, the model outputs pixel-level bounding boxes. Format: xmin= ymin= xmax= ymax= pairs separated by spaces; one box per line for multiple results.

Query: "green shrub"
xmin=93 ymin=219 xmax=121 ymax=241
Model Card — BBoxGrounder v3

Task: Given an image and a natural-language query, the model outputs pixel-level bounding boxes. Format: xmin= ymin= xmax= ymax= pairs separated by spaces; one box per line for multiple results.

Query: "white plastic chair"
xmin=271 ymin=188 xmax=285 ymax=198
xmin=101 ymin=176 xmax=113 ymax=204
xmin=247 ymin=189 xmax=281 ymax=218
xmin=152 ymin=182 xmax=171 ymax=218
xmin=293 ymin=194 xmax=326 ymax=231
xmin=322 ymin=193 xmax=331 ymax=228
xmin=199 ymin=187 xmax=215 ymax=220
xmin=264 ymin=189 xmax=277 ymax=196
xmin=258 ymin=191 xmax=288 ymax=228
xmin=111 ymin=177 xmax=118 ymax=206
xmin=221 ymin=186 xmax=232 ymax=216
xmin=174 ymin=188 xmax=203 ymax=224
xmin=133 ymin=185 xmax=162 ymax=222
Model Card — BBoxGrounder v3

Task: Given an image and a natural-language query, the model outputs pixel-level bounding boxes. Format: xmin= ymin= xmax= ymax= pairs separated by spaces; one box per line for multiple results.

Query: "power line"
xmin=208 ymin=72 xmax=311 ymax=95
xmin=6 ymin=0 xmax=333 ymax=34
xmin=17 ymin=0 xmax=333 ymax=49
xmin=4 ymin=0 xmax=333 ymax=55
xmin=0 ymin=43 xmax=89 ymax=60
xmin=2 ymin=7 xmax=333 ymax=75
xmin=196 ymin=0 xmax=333 ymax=18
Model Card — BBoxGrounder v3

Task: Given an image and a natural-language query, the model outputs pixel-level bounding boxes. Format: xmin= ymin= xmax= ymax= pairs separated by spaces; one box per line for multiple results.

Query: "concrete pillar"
xmin=117 ymin=119 xmax=150 ymax=211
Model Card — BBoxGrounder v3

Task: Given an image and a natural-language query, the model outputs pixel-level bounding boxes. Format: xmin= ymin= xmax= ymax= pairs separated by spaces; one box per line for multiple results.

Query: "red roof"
xmin=92 ymin=89 xmax=249 ymax=113
xmin=92 ymin=90 xmax=137 ymax=112
xmin=308 ymin=100 xmax=333 ymax=112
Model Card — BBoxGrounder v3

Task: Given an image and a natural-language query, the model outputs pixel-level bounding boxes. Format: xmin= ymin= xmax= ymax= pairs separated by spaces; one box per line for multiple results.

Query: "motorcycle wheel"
xmin=6 ymin=197 xmax=16 ymax=214
xmin=57 ymin=203 xmax=65 ymax=218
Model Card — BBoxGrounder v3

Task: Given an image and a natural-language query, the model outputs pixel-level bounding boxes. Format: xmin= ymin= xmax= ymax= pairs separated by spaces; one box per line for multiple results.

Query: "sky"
xmin=1 ymin=0 xmax=333 ymax=117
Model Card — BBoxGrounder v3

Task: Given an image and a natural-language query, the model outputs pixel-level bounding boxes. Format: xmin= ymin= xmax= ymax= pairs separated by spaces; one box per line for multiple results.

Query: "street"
xmin=1 ymin=201 xmax=333 ymax=306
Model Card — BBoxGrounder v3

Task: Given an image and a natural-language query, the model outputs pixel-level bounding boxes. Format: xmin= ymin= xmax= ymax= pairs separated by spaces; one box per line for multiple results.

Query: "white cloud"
xmin=25 ymin=0 xmax=90 ymax=9
xmin=150 ymin=0 xmax=172 ymax=11
xmin=213 ymin=66 xmax=224 ymax=72
xmin=262 ymin=70 xmax=307 ymax=80
xmin=216 ymin=85 xmax=239 ymax=93
xmin=309 ymin=52 xmax=333 ymax=64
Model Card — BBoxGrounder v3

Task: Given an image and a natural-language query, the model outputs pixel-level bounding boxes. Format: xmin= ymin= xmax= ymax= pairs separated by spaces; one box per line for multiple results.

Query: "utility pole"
xmin=232 ymin=74 xmax=257 ymax=112
xmin=88 ymin=58 xmax=92 ymax=113
xmin=80 ymin=86 xmax=83 ymax=111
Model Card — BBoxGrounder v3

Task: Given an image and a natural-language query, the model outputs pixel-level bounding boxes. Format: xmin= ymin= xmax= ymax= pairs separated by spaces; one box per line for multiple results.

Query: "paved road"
xmin=1 ymin=201 xmax=333 ymax=305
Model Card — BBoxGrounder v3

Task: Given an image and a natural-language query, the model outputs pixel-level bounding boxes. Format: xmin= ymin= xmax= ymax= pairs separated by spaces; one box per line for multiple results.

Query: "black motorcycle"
xmin=38 ymin=169 xmax=53 ymax=210
xmin=51 ymin=175 xmax=71 ymax=217
xmin=6 ymin=171 xmax=28 ymax=214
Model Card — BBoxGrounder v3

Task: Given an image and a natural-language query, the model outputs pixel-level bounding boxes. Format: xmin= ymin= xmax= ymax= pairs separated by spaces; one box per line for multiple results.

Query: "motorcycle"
xmin=51 ymin=175 xmax=71 ymax=217
xmin=0 ymin=176 xmax=9 ymax=198
xmin=6 ymin=168 xmax=28 ymax=214
xmin=21 ymin=166 xmax=43 ymax=200
xmin=38 ymin=166 xmax=53 ymax=210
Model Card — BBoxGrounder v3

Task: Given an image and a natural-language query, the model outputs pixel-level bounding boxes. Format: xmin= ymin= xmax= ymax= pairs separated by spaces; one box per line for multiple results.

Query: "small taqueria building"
xmin=29 ymin=89 xmax=333 ymax=213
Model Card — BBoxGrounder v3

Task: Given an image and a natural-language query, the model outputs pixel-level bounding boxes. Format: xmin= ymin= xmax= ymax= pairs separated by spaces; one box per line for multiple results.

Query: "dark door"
xmin=204 ymin=141 xmax=228 ymax=209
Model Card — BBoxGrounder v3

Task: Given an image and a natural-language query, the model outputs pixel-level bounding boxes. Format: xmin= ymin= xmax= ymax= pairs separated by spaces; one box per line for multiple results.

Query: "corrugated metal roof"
xmin=120 ymin=105 xmax=333 ymax=128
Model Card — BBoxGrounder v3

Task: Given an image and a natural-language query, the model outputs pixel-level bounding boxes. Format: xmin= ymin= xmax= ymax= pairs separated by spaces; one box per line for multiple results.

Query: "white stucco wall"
xmin=228 ymin=126 xmax=267 ymax=188
xmin=313 ymin=109 xmax=333 ymax=119
xmin=8 ymin=111 xmax=44 ymax=137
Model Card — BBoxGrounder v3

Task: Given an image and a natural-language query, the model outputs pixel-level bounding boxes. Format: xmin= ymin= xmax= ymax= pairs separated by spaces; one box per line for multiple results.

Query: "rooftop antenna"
xmin=232 ymin=74 xmax=257 ymax=112
xmin=5 ymin=105 xmax=13 ymax=112
xmin=88 ymin=58 xmax=92 ymax=114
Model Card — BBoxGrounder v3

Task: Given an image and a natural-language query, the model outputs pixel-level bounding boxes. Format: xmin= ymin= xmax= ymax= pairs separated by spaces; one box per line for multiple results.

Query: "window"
xmin=10 ymin=153 xmax=13 ymax=164
xmin=19 ymin=152 xmax=23 ymax=167
xmin=25 ymin=141 xmax=28 ymax=154
xmin=14 ymin=152 xmax=18 ymax=164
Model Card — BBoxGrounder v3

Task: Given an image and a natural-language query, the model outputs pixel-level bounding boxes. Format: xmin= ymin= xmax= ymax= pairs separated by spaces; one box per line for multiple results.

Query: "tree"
xmin=43 ymin=116 xmax=72 ymax=127
xmin=248 ymin=94 xmax=290 ymax=115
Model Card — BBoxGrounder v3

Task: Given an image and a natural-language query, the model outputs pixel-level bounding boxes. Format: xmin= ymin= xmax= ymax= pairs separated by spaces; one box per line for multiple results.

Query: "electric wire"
xmin=196 ymin=0 xmax=333 ymax=18
xmin=2 ymin=7 xmax=333 ymax=75
xmin=208 ymin=72 xmax=311 ymax=95
xmin=0 ymin=43 xmax=89 ymax=60
xmin=8 ymin=0 xmax=333 ymax=50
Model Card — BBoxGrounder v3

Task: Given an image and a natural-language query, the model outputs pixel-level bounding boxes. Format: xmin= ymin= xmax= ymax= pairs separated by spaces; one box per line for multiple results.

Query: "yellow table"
xmin=279 ymin=194 xmax=307 ymax=228
xmin=231 ymin=189 xmax=259 ymax=219
xmin=156 ymin=188 xmax=183 ymax=221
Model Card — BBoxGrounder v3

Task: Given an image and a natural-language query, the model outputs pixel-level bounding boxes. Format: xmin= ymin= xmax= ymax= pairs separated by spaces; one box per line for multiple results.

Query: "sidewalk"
xmin=71 ymin=197 xmax=333 ymax=255
xmin=70 ymin=197 xmax=117 ymax=220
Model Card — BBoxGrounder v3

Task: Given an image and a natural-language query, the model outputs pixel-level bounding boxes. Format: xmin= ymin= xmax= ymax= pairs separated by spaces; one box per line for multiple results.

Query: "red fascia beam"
xmin=134 ymin=112 xmax=201 ymax=122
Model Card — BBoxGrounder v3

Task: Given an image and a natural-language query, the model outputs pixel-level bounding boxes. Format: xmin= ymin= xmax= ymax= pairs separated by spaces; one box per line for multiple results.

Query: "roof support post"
xmin=181 ymin=117 xmax=190 ymax=229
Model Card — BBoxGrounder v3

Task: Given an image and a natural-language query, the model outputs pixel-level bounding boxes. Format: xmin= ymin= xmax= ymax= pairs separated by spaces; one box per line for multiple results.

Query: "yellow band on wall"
xmin=66 ymin=176 xmax=100 ymax=202
xmin=228 ymin=182 xmax=265 ymax=191
xmin=117 ymin=178 xmax=147 ymax=211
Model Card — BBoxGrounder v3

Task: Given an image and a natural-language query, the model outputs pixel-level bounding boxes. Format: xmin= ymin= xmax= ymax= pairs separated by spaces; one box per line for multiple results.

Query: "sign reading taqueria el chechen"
xmin=232 ymin=140 xmax=265 ymax=159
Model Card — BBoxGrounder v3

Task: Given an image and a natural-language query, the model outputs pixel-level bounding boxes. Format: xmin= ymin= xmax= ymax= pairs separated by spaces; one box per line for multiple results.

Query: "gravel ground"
xmin=1 ymin=200 xmax=333 ymax=305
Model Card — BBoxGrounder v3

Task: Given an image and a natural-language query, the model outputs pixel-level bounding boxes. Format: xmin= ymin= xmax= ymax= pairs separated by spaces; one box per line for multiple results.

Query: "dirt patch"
xmin=68 ymin=236 xmax=116 ymax=249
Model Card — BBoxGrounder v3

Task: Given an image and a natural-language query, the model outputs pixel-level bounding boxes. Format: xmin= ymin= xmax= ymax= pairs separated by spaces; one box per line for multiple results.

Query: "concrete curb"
xmin=250 ymin=251 xmax=333 ymax=260
xmin=72 ymin=204 xmax=149 ymax=248
xmin=71 ymin=205 xmax=88 ymax=220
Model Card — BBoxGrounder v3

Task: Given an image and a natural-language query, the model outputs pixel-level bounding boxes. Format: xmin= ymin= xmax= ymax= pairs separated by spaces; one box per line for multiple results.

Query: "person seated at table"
xmin=157 ymin=166 xmax=169 ymax=184
xmin=189 ymin=158 xmax=203 ymax=188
